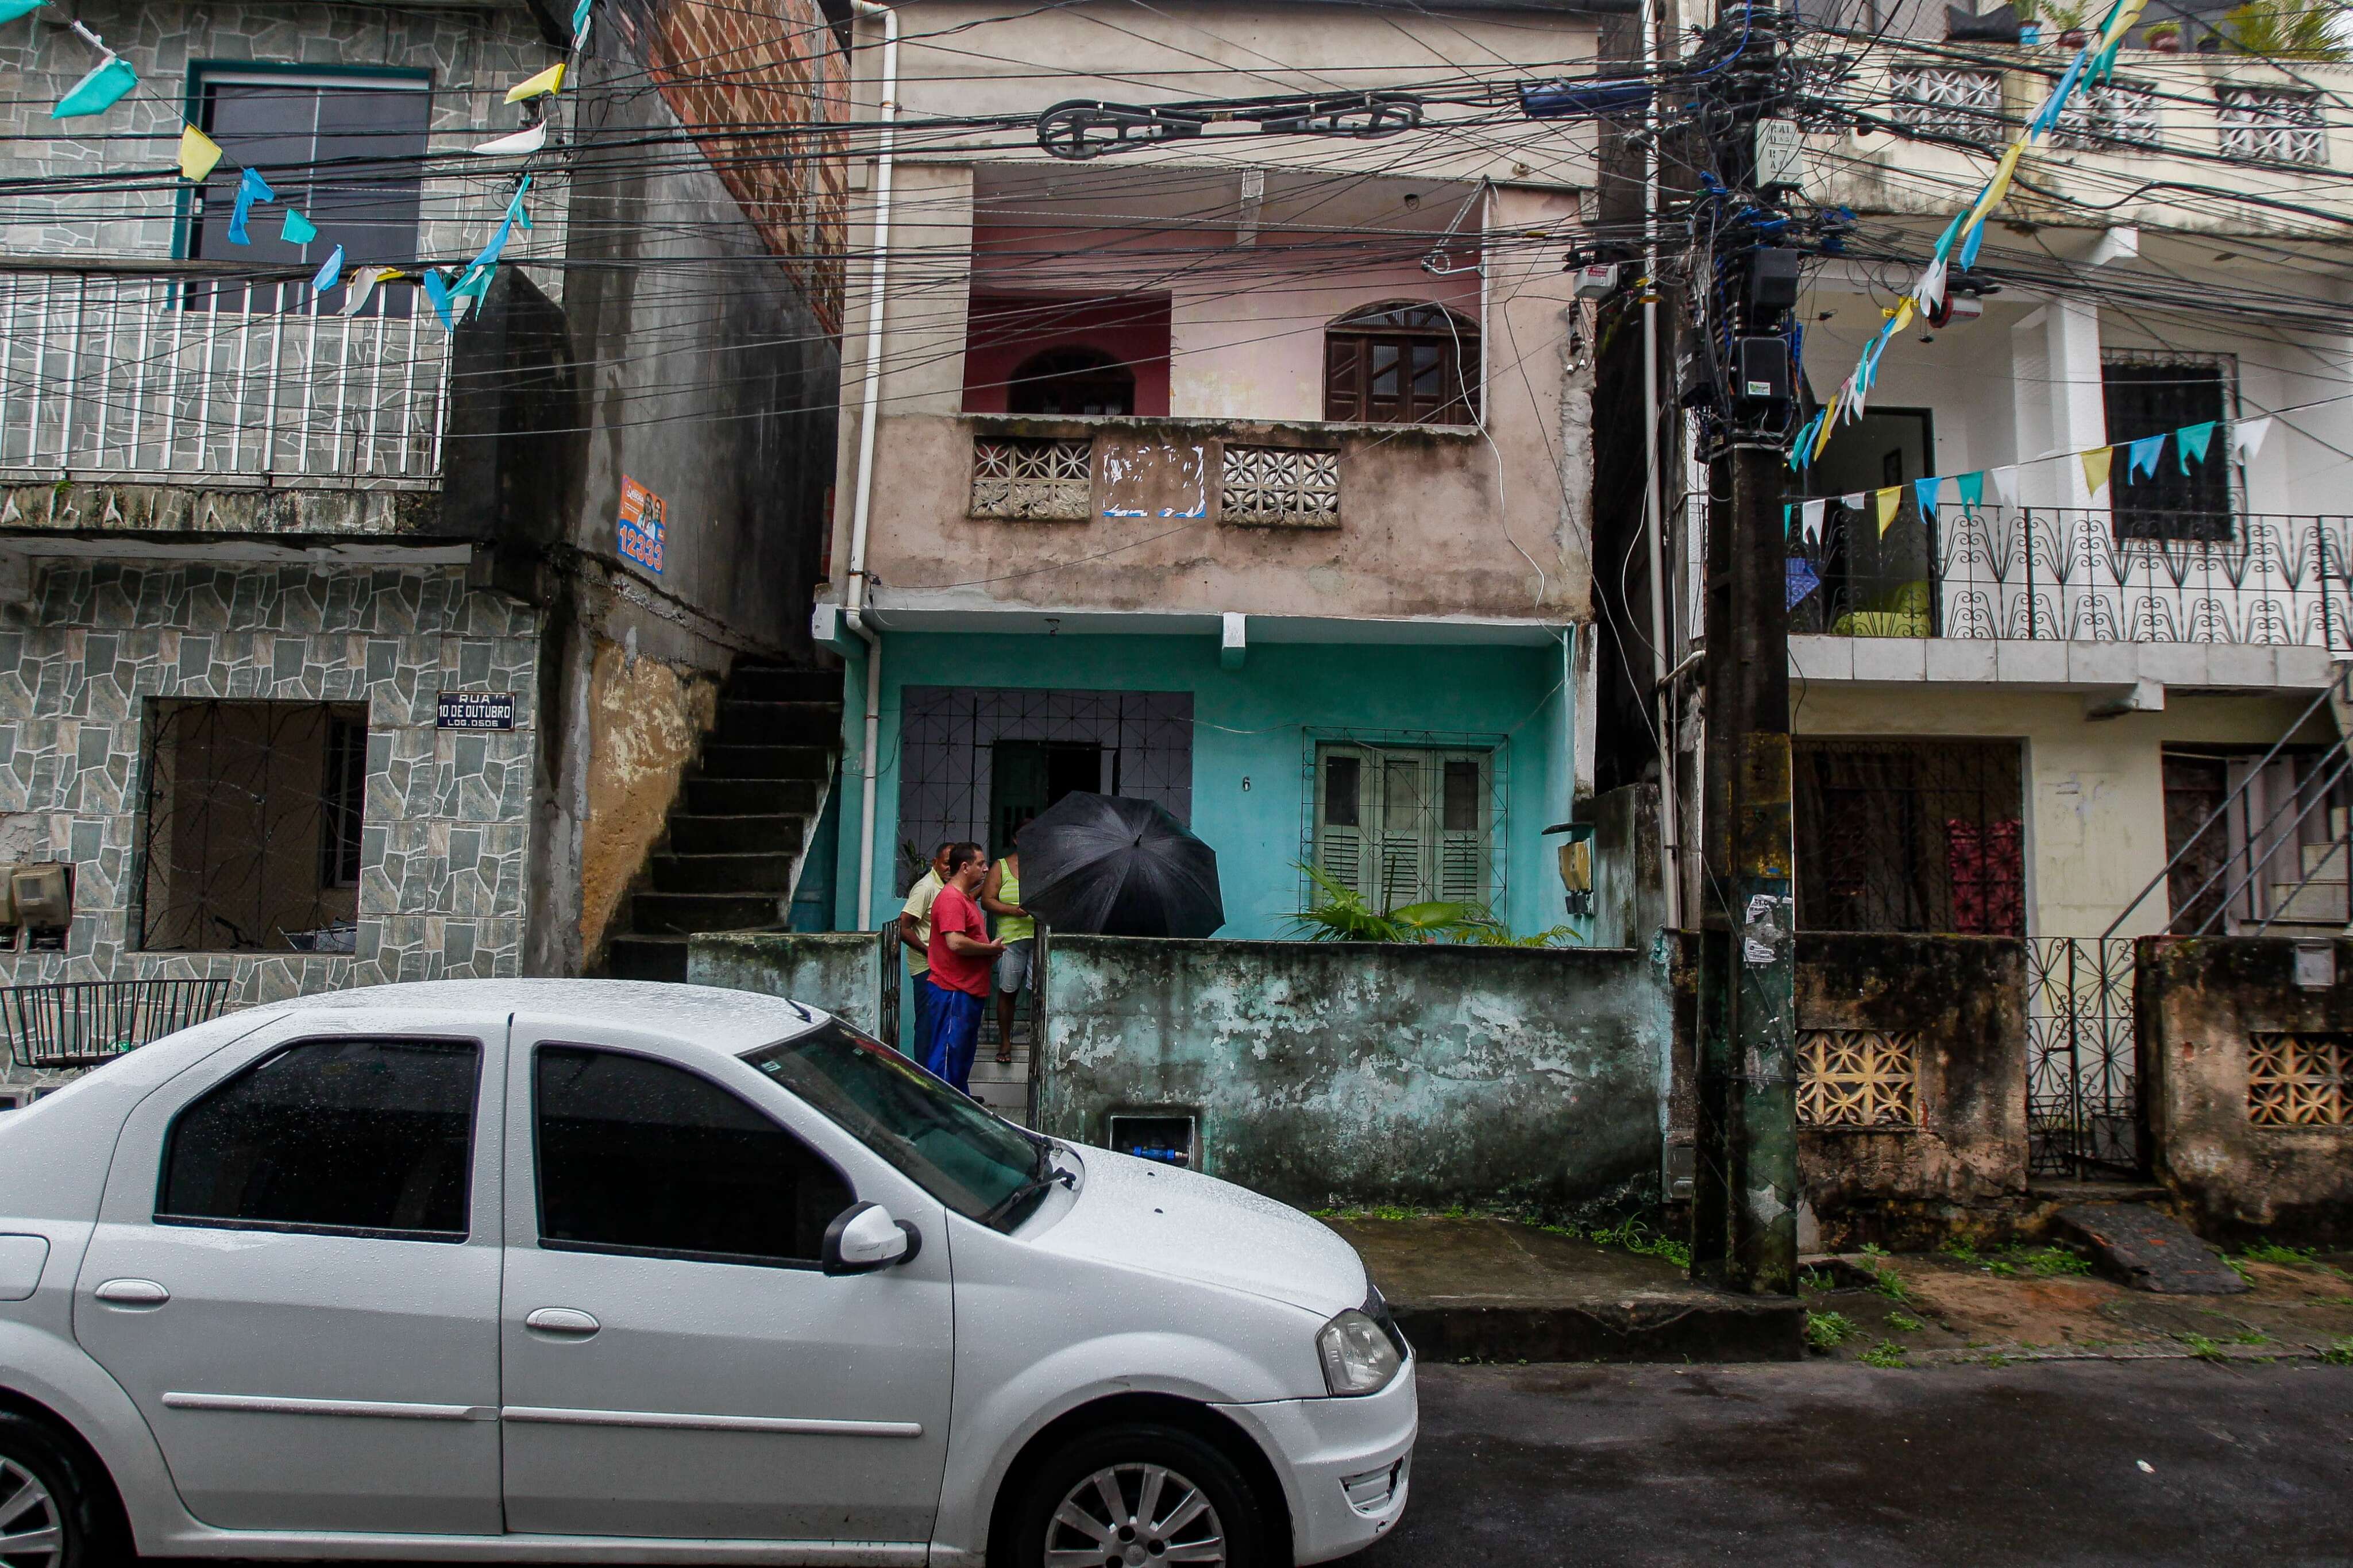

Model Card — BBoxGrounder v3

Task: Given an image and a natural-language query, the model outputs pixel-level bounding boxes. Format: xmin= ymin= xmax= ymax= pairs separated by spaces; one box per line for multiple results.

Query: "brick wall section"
xmin=641 ymin=0 xmax=848 ymax=330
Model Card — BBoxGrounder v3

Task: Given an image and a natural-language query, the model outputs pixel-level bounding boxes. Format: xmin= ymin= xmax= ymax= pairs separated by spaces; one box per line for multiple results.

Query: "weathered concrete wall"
xmin=577 ymin=641 xmax=718 ymax=963
xmin=686 ymin=930 xmax=884 ymax=1037
xmin=1591 ymin=782 xmax=1665 ymax=951
xmin=1793 ymin=934 xmax=2031 ymax=1250
xmin=1036 ymin=935 xmax=1671 ymax=1211
xmin=2138 ymin=936 xmax=2353 ymax=1245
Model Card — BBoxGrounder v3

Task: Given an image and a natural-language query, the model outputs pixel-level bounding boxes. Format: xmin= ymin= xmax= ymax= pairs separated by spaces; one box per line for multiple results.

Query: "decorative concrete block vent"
xmin=970 ymin=436 xmax=1091 ymax=520
xmin=1796 ymin=1027 xmax=1920 ymax=1129
xmin=2247 ymin=1032 xmax=2350 ymax=1126
xmin=1220 ymin=445 xmax=1340 ymax=528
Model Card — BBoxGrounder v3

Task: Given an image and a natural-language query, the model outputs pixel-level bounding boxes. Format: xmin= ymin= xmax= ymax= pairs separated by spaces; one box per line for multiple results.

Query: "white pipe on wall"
xmin=844 ymin=0 xmax=899 ymax=930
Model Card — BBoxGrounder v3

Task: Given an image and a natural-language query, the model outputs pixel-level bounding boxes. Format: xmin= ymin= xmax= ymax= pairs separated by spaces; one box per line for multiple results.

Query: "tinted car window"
xmin=534 ymin=1046 xmax=851 ymax=1267
xmin=158 ymin=1038 xmax=479 ymax=1239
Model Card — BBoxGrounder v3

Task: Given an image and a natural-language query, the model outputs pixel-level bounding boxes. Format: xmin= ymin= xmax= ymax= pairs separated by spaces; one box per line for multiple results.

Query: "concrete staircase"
xmin=967 ymin=1009 xmax=1034 ymax=1125
xmin=2267 ymin=810 xmax=2350 ymax=930
xmin=600 ymin=665 xmax=842 ymax=983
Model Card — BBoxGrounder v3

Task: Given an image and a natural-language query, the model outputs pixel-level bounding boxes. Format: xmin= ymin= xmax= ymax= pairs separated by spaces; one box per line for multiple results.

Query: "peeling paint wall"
xmin=686 ymin=930 xmax=884 ymax=1037
xmin=2139 ymin=935 xmax=2353 ymax=1244
xmin=1795 ymin=934 xmax=2030 ymax=1250
xmin=1036 ymin=936 xmax=1670 ymax=1211
xmin=578 ymin=639 xmax=718 ymax=963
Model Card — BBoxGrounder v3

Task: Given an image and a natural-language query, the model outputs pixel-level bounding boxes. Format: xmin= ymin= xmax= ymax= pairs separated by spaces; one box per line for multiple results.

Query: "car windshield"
xmin=742 ymin=1019 xmax=1053 ymax=1233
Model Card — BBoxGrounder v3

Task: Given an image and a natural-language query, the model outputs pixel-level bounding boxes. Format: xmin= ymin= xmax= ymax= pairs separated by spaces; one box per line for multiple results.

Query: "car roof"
xmin=256 ymin=979 xmax=829 ymax=1056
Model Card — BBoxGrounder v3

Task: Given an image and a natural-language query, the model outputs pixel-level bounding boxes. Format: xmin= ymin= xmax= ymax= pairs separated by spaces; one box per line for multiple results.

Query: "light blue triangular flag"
xmin=0 ymin=0 xmax=52 ymax=25
xmin=1914 ymin=476 xmax=1941 ymax=524
xmin=51 ymin=53 xmax=136 ymax=118
xmin=280 ymin=208 xmax=318 ymax=245
xmin=2176 ymin=420 xmax=2216 ymax=473
xmin=1956 ymin=470 xmax=1985 ymax=512
xmin=1787 ymin=558 xmax=1821 ymax=611
xmin=421 ymin=269 xmax=456 ymax=331
xmin=571 ymin=0 xmax=593 ymax=43
xmin=311 ymin=244 xmax=344 ymax=293
xmin=2030 ymin=48 xmax=2090 ymax=138
xmin=2126 ymin=432 xmax=2166 ymax=482
xmin=506 ymin=174 xmax=534 ymax=229
xmin=1958 ymin=214 xmax=1991 ymax=271
xmin=225 ymin=165 xmax=275 ymax=245
xmin=450 ymin=263 xmax=496 ymax=303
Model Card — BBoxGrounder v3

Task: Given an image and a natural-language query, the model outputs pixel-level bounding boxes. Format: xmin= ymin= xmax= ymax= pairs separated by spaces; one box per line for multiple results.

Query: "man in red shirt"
xmin=922 ymin=841 xmax=1003 ymax=1094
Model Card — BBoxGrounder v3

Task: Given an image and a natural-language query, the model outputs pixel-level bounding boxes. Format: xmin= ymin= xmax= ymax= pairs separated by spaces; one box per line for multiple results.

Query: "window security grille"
xmin=1792 ymin=737 xmax=2026 ymax=936
xmin=1312 ymin=743 xmax=1495 ymax=911
xmin=139 ymin=700 xmax=368 ymax=952
xmin=2102 ymin=352 xmax=2236 ymax=542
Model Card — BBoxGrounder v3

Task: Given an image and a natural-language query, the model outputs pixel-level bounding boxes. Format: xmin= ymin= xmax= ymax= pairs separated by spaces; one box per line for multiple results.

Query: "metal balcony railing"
xmin=1789 ymin=504 xmax=2353 ymax=648
xmin=0 ymin=267 xmax=451 ymax=488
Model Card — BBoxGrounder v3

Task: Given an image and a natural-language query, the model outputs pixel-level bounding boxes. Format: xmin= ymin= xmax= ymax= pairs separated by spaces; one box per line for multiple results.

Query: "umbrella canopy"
xmin=1015 ymin=792 xmax=1223 ymax=938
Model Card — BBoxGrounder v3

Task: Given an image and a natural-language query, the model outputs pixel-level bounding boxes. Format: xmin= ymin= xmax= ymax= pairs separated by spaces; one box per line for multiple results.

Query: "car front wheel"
xmin=0 ymin=1413 xmax=117 ymax=1568
xmin=1010 ymin=1421 xmax=1269 ymax=1568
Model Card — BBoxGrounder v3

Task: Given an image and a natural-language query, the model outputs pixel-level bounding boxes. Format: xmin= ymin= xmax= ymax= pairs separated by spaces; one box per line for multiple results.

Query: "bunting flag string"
xmin=4 ymin=0 xmax=585 ymax=331
xmin=1784 ymin=415 xmax=2277 ymax=514
xmin=1792 ymin=0 xmax=2152 ymax=461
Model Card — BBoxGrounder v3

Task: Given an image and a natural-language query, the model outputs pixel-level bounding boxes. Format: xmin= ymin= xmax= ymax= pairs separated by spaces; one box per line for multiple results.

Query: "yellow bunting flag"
xmin=506 ymin=62 xmax=565 ymax=103
xmin=1875 ymin=486 xmax=1901 ymax=536
xmin=1889 ymin=298 xmax=1916 ymax=334
xmin=1812 ymin=391 xmax=1841 ymax=461
xmin=178 ymin=125 xmax=222 ymax=182
xmin=2081 ymin=445 xmax=2115 ymax=498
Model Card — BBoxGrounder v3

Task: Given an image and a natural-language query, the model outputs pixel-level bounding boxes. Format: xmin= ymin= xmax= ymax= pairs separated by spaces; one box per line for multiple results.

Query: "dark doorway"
xmin=990 ymin=740 xmax=1105 ymax=857
xmin=1797 ymin=407 xmax=1938 ymax=637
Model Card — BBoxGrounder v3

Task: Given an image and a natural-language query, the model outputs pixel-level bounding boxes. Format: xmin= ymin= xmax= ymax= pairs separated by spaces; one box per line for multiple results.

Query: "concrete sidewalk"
xmin=1324 ymin=1215 xmax=1804 ymax=1364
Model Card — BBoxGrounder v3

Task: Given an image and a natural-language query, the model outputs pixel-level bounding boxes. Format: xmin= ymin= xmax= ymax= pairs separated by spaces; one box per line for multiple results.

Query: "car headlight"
xmin=1316 ymin=1308 xmax=1403 ymax=1397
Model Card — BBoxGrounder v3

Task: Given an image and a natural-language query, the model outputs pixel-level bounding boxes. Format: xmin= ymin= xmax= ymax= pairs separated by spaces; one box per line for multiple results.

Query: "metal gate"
xmin=2026 ymin=937 xmax=2144 ymax=1178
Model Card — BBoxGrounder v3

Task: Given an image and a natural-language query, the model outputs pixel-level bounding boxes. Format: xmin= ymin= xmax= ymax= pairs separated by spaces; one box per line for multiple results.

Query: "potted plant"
xmin=2042 ymin=0 xmax=2090 ymax=44
xmin=2145 ymin=18 xmax=2184 ymax=49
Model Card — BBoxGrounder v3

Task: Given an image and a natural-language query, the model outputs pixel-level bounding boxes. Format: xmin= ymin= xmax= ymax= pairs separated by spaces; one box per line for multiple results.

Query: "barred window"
xmin=1311 ymin=743 xmax=1495 ymax=911
xmin=1793 ymin=737 xmax=2025 ymax=936
xmin=2103 ymin=352 xmax=2235 ymax=542
xmin=140 ymin=700 xmax=368 ymax=953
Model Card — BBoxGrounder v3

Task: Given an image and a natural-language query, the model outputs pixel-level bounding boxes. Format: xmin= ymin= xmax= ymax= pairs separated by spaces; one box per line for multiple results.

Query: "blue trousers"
xmin=922 ymin=982 xmax=984 ymax=1093
xmin=907 ymin=971 xmax=935 ymax=1056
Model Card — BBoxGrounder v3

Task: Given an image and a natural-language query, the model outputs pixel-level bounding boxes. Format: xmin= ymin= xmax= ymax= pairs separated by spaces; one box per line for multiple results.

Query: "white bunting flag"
xmin=2231 ymin=417 xmax=2274 ymax=463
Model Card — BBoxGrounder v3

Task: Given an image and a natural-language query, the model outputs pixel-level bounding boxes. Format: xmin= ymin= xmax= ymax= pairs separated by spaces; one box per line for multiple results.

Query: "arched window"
xmin=1008 ymin=346 xmax=1136 ymax=416
xmin=1323 ymin=301 xmax=1479 ymax=426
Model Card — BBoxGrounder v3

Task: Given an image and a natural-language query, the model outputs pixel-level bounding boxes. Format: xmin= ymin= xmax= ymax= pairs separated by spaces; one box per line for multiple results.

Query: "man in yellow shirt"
xmin=897 ymin=842 xmax=951 ymax=1055
xmin=981 ymin=848 xmax=1035 ymax=1064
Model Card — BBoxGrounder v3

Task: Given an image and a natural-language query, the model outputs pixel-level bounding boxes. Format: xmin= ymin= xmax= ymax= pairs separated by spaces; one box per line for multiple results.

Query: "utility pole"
xmin=1687 ymin=0 xmax=1800 ymax=1295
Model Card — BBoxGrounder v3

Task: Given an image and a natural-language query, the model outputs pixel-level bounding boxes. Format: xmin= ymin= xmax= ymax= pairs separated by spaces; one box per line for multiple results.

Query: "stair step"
xmin=728 ymin=666 xmax=844 ymax=704
xmin=605 ymin=934 xmax=691 ymax=983
xmin=2269 ymin=882 xmax=2348 ymax=924
xmin=2300 ymin=842 xmax=2348 ymax=880
xmin=684 ymin=777 xmax=820 ymax=817
xmin=669 ymin=814 xmax=806 ymax=855
xmin=650 ymin=852 xmax=800 ymax=894
xmin=714 ymin=699 xmax=842 ymax=747
xmin=696 ymin=743 xmax=833 ymax=782
xmin=626 ymin=891 xmax=785 ymax=935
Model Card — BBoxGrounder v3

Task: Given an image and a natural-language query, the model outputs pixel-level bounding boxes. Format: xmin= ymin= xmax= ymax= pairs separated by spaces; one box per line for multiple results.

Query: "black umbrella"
xmin=1015 ymin=793 xmax=1224 ymax=938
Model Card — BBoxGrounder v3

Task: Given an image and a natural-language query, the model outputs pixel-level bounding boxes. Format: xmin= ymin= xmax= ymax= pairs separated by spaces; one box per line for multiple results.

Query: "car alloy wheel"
xmin=1045 ymin=1462 xmax=1225 ymax=1567
xmin=0 ymin=1457 xmax=63 ymax=1568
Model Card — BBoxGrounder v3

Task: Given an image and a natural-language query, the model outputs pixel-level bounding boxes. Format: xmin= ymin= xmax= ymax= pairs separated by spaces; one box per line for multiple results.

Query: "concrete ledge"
xmin=1790 ymin=634 xmax=2345 ymax=693
xmin=1329 ymin=1216 xmax=1804 ymax=1365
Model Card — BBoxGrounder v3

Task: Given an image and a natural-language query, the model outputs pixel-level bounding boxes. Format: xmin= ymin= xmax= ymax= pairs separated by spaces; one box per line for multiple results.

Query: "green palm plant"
xmin=1289 ymin=863 xmax=1581 ymax=947
xmin=2221 ymin=0 xmax=2347 ymax=57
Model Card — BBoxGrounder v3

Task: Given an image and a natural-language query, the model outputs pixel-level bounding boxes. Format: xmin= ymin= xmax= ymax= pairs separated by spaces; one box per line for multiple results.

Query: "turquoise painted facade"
xmin=829 ymin=629 xmax=1582 ymax=948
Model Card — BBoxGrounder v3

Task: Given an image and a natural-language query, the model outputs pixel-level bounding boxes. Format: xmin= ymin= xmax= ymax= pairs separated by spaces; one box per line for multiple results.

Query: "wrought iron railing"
xmin=0 ymin=266 xmax=450 ymax=486
xmin=2 ymin=978 xmax=233 ymax=1069
xmin=2027 ymin=936 xmax=2140 ymax=1179
xmin=1789 ymin=504 xmax=2352 ymax=649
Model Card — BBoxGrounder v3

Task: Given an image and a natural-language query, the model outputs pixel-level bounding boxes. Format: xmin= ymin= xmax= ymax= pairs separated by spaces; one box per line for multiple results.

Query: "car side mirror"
xmin=823 ymin=1201 xmax=920 ymax=1276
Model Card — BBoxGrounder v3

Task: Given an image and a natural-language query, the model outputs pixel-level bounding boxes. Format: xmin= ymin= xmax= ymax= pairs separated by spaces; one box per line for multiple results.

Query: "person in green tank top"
xmin=981 ymin=850 xmax=1035 ymax=1065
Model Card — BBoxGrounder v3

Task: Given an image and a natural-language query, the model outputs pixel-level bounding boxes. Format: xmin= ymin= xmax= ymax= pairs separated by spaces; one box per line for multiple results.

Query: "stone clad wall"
xmin=0 ymin=561 xmax=541 ymax=1086
xmin=2138 ymin=935 xmax=2353 ymax=1244
xmin=1036 ymin=935 xmax=1672 ymax=1211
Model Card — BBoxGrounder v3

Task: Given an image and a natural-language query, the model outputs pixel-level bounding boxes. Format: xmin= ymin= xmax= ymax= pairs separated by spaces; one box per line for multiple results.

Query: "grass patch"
xmin=2231 ymin=1328 xmax=2271 ymax=1346
xmin=1800 ymin=1268 xmax=1838 ymax=1293
xmin=1805 ymin=1311 xmax=1860 ymax=1351
xmin=1870 ymin=1265 xmax=1910 ymax=1302
xmin=1887 ymin=1311 xmax=1925 ymax=1334
xmin=2242 ymin=1240 xmax=2319 ymax=1266
xmin=1861 ymin=1341 xmax=1910 ymax=1369
xmin=2321 ymin=1339 xmax=2353 ymax=1366
xmin=1938 ymin=1238 xmax=1982 ymax=1266
xmin=2179 ymin=1333 xmax=2227 ymax=1363
xmin=1580 ymin=1215 xmax=1694 ymax=1271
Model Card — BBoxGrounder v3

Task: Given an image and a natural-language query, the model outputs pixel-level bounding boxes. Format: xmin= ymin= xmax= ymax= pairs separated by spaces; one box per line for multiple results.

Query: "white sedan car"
xmin=0 ymin=980 xmax=1413 ymax=1568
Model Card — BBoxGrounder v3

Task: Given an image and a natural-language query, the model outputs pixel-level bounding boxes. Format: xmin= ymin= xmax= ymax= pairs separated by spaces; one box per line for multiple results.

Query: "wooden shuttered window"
xmin=1322 ymin=302 xmax=1479 ymax=426
xmin=1314 ymin=744 xmax=1492 ymax=910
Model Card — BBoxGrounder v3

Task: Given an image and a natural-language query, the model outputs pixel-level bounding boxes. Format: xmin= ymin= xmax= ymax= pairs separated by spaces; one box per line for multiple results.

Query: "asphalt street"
xmin=1357 ymin=1359 xmax=2353 ymax=1567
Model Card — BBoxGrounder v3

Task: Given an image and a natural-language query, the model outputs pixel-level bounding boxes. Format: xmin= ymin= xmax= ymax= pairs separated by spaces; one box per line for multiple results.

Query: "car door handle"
xmin=523 ymin=1307 xmax=600 ymax=1338
xmin=94 ymin=1279 xmax=169 ymax=1308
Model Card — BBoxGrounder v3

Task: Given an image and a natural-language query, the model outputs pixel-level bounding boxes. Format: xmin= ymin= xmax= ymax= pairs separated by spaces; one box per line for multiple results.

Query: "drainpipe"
xmin=843 ymin=0 xmax=898 ymax=930
xmin=1638 ymin=0 xmax=1682 ymax=931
